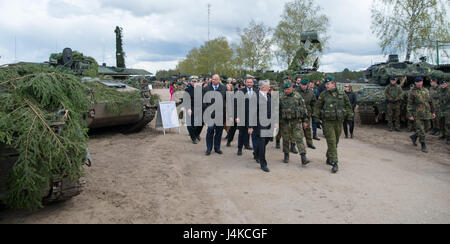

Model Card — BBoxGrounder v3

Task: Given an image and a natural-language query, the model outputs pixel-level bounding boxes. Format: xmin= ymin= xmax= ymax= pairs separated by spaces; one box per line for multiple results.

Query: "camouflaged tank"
xmin=51 ymin=48 xmax=159 ymax=133
xmin=0 ymin=63 xmax=91 ymax=209
xmin=357 ymin=55 xmax=450 ymax=124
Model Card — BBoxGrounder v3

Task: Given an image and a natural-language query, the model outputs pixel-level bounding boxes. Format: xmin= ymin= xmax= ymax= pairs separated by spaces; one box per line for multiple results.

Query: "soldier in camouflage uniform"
xmin=429 ymin=78 xmax=441 ymax=136
xmin=313 ymin=77 xmax=353 ymax=173
xmin=404 ymin=84 xmax=415 ymax=132
xmin=296 ymin=78 xmax=316 ymax=149
xmin=407 ymin=77 xmax=436 ymax=153
xmin=438 ymin=80 xmax=450 ymax=144
xmin=384 ymin=76 xmax=403 ymax=131
xmin=276 ymin=76 xmax=295 ymax=152
xmin=279 ymin=81 xmax=310 ymax=165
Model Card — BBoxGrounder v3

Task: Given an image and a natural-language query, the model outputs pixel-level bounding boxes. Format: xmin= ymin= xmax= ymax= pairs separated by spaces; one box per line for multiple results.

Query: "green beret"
xmin=324 ymin=77 xmax=335 ymax=83
xmin=300 ymin=78 xmax=309 ymax=85
xmin=283 ymin=81 xmax=293 ymax=89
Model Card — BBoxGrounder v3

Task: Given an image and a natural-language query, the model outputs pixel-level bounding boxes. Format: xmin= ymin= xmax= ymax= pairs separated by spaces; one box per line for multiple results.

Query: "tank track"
xmin=359 ymin=105 xmax=377 ymax=124
xmin=123 ymin=106 xmax=157 ymax=133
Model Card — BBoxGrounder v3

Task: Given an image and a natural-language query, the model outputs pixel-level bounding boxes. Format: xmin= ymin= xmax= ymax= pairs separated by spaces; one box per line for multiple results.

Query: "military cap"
xmin=440 ymin=80 xmax=448 ymax=85
xmin=245 ymin=74 xmax=255 ymax=79
xmin=389 ymin=76 xmax=397 ymax=80
xmin=300 ymin=78 xmax=309 ymax=85
xmin=283 ymin=75 xmax=291 ymax=80
xmin=414 ymin=76 xmax=423 ymax=82
xmin=283 ymin=81 xmax=293 ymax=89
xmin=409 ymin=83 xmax=415 ymax=88
xmin=324 ymin=76 xmax=335 ymax=83
xmin=189 ymin=75 xmax=199 ymax=80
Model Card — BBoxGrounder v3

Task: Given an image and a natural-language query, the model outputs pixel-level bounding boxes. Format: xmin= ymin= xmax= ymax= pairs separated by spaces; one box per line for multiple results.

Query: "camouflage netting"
xmin=0 ymin=63 xmax=89 ymax=209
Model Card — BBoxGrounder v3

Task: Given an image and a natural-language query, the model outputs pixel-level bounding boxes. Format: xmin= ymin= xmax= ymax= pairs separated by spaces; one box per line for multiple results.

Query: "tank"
xmin=51 ymin=48 xmax=159 ymax=133
xmin=357 ymin=55 xmax=450 ymax=124
xmin=0 ymin=63 xmax=91 ymax=209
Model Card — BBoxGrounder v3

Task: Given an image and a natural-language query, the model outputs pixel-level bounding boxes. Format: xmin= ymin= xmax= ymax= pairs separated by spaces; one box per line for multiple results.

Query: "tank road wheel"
xmin=359 ymin=105 xmax=377 ymax=124
xmin=123 ymin=106 xmax=157 ymax=134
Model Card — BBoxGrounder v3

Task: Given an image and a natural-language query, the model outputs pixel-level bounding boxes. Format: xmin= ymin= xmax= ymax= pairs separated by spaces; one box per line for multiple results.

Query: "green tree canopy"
xmin=273 ymin=0 xmax=329 ymax=68
xmin=235 ymin=20 xmax=273 ymax=72
xmin=371 ymin=0 xmax=450 ymax=62
xmin=177 ymin=37 xmax=235 ymax=77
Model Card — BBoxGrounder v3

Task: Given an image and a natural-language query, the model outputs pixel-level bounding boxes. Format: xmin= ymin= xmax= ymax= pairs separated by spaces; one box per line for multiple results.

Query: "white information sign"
xmin=155 ymin=101 xmax=180 ymax=134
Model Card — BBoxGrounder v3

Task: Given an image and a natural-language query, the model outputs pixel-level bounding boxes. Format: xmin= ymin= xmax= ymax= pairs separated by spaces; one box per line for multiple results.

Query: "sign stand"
xmin=155 ymin=101 xmax=181 ymax=135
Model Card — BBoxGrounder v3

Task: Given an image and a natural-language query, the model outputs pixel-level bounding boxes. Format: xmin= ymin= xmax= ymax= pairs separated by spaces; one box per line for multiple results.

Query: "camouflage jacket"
xmin=407 ymin=87 xmax=433 ymax=120
xmin=279 ymin=91 xmax=308 ymax=122
xmin=439 ymin=86 xmax=449 ymax=116
xmin=384 ymin=84 xmax=403 ymax=103
xmin=313 ymin=89 xmax=353 ymax=121
xmin=429 ymin=85 xmax=440 ymax=111
xmin=296 ymin=88 xmax=316 ymax=117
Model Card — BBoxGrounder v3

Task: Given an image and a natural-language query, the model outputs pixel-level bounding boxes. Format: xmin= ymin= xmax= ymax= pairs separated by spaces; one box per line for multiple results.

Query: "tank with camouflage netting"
xmin=357 ymin=55 xmax=450 ymax=124
xmin=0 ymin=63 xmax=91 ymax=210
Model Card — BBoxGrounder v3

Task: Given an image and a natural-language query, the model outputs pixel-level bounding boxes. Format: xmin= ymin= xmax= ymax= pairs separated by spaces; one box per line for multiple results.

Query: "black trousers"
xmin=206 ymin=125 xmax=224 ymax=152
xmin=187 ymin=125 xmax=203 ymax=140
xmin=255 ymin=134 xmax=270 ymax=168
xmin=227 ymin=124 xmax=238 ymax=143
xmin=343 ymin=119 xmax=354 ymax=137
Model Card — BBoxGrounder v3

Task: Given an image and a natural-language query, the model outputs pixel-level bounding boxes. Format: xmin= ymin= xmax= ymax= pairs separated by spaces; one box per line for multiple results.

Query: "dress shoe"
xmin=283 ymin=153 xmax=289 ymax=164
xmin=215 ymin=150 xmax=223 ymax=155
xmin=395 ymin=128 xmax=401 ymax=132
xmin=313 ymin=136 xmax=321 ymax=141
xmin=276 ymin=140 xmax=281 ymax=149
xmin=410 ymin=134 xmax=418 ymax=146
xmin=192 ymin=139 xmax=198 ymax=144
xmin=237 ymin=149 xmax=243 ymax=156
xmin=307 ymin=144 xmax=316 ymax=149
xmin=245 ymin=146 xmax=253 ymax=150
xmin=446 ymin=139 xmax=450 ymax=145
xmin=439 ymin=135 xmax=445 ymax=140
xmin=388 ymin=127 xmax=393 ymax=132
xmin=197 ymin=136 xmax=201 ymax=141
xmin=421 ymin=143 xmax=428 ymax=153
xmin=261 ymin=166 xmax=270 ymax=172
xmin=331 ymin=163 xmax=339 ymax=173
xmin=301 ymin=153 xmax=310 ymax=166
xmin=290 ymin=143 xmax=298 ymax=154
xmin=226 ymin=141 xmax=231 ymax=147
xmin=205 ymin=150 xmax=211 ymax=156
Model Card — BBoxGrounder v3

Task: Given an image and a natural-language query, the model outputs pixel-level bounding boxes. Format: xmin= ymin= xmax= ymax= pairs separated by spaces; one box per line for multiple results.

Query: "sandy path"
xmin=1 ymin=88 xmax=449 ymax=224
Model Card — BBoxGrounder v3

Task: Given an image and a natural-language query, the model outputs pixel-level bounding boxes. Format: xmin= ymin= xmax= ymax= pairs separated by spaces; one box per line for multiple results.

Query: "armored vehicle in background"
xmin=51 ymin=48 xmax=159 ymax=132
xmin=357 ymin=55 xmax=450 ymax=124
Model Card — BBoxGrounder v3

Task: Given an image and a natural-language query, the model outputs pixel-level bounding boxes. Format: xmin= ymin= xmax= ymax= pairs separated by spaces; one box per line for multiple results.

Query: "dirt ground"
xmin=1 ymin=88 xmax=449 ymax=224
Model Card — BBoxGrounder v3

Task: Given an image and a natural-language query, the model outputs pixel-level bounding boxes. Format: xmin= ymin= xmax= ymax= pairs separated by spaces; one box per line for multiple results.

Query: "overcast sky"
xmin=0 ymin=0 xmax=447 ymax=74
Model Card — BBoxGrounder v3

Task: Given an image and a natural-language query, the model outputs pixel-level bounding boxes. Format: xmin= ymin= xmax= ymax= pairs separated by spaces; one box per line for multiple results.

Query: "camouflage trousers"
xmin=414 ymin=119 xmax=431 ymax=144
xmin=432 ymin=112 xmax=441 ymax=131
xmin=323 ymin=120 xmax=343 ymax=163
xmin=387 ymin=102 xmax=401 ymax=129
xmin=407 ymin=119 xmax=415 ymax=131
xmin=303 ymin=117 xmax=313 ymax=145
xmin=439 ymin=114 xmax=450 ymax=139
xmin=280 ymin=119 xmax=306 ymax=155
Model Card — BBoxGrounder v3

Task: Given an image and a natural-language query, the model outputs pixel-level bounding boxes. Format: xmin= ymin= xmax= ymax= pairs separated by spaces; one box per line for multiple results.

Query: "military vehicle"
xmin=0 ymin=63 xmax=91 ymax=209
xmin=51 ymin=48 xmax=159 ymax=133
xmin=357 ymin=55 xmax=450 ymax=124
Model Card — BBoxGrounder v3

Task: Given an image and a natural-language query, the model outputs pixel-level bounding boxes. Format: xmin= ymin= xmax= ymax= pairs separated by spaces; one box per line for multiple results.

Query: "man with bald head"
xmin=203 ymin=74 xmax=227 ymax=155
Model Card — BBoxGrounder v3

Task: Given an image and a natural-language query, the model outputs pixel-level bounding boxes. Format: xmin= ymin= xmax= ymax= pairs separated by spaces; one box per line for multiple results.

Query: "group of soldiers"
xmin=179 ymin=74 xmax=354 ymax=174
xmin=385 ymin=76 xmax=450 ymax=152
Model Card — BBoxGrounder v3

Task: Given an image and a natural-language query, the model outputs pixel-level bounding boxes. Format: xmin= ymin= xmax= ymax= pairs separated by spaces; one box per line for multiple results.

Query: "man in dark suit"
xmin=236 ymin=75 xmax=259 ymax=158
xmin=203 ymin=74 xmax=227 ymax=155
xmin=185 ymin=76 xmax=203 ymax=144
xmin=249 ymin=80 xmax=273 ymax=172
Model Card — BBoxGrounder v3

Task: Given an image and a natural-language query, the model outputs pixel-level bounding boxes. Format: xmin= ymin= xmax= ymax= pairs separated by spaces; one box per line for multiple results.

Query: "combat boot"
xmin=301 ymin=153 xmax=310 ymax=166
xmin=421 ymin=143 xmax=428 ymax=153
xmin=410 ymin=134 xmax=418 ymax=146
xmin=276 ymin=140 xmax=280 ymax=149
xmin=433 ymin=130 xmax=440 ymax=136
xmin=388 ymin=127 xmax=393 ymax=132
xmin=446 ymin=139 xmax=450 ymax=145
xmin=283 ymin=153 xmax=289 ymax=164
xmin=307 ymin=144 xmax=316 ymax=149
xmin=290 ymin=143 xmax=298 ymax=154
xmin=439 ymin=135 xmax=445 ymax=140
xmin=331 ymin=163 xmax=339 ymax=173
